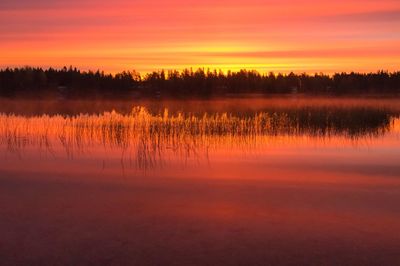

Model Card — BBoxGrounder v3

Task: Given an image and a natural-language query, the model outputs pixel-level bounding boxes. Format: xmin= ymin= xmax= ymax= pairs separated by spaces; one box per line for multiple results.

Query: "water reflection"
xmin=2 ymin=99 xmax=400 ymax=266
xmin=0 ymin=106 xmax=399 ymax=172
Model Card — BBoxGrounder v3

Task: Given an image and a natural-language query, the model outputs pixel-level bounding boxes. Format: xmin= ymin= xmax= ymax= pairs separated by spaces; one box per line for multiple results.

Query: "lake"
xmin=1 ymin=97 xmax=400 ymax=265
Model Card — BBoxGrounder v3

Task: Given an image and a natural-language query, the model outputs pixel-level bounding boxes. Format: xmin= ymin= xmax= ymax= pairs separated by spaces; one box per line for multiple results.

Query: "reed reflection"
xmin=0 ymin=106 xmax=398 ymax=171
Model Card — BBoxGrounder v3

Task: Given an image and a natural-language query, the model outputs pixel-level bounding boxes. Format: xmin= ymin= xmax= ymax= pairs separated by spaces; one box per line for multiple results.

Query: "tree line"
xmin=0 ymin=66 xmax=399 ymax=98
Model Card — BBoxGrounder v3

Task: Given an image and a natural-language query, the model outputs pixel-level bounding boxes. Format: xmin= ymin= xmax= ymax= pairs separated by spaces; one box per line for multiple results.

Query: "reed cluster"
xmin=0 ymin=107 xmax=396 ymax=169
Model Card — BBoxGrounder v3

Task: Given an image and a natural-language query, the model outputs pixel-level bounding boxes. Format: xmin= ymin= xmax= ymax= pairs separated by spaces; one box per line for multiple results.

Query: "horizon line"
xmin=1 ymin=65 xmax=399 ymax=78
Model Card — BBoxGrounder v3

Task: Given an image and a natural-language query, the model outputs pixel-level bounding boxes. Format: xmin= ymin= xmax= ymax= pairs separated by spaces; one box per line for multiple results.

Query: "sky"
xmin=0 ymin=0 xmax=399 ymax=74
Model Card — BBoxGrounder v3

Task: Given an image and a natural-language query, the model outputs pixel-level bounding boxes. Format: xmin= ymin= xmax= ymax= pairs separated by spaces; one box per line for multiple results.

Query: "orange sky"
xmin=0 ymin=0 xmax=399 ymax=74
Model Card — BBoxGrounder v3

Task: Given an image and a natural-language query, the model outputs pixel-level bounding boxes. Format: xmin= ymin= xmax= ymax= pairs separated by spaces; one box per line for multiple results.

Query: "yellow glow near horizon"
xmin=1 ymin=0 xmax=399 ymax=74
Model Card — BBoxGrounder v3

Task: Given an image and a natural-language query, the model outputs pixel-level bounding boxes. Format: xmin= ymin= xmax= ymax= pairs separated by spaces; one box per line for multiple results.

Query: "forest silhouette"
xmin=0 ymin=67 xmax=399 ymax=98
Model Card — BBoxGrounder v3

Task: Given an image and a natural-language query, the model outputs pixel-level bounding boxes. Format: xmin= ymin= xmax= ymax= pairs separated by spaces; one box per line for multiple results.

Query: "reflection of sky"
xmin=0 ymin=110 xmax=399 ymax=177
xmin=1 ymin=0 xmax=399 ymax=74
xmin=1 ymin=130 xmax=400 ymax=182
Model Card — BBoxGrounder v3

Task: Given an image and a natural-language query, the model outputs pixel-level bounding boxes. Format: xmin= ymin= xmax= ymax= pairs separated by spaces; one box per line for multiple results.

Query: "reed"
xmin=0 ymin=107 xmax=397 ymax=169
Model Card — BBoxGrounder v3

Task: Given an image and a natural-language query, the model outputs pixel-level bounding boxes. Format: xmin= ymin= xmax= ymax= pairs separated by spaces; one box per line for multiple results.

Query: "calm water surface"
xmin=1 ymin=97 xmax=400 ymax=265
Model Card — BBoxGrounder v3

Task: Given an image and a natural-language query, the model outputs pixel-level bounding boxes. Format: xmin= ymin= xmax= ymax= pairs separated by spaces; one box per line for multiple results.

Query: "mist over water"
xmin=0 ymin=97 xmax=399 ymax=178
xmin=1 ymin=97 xmax=400 ymax=265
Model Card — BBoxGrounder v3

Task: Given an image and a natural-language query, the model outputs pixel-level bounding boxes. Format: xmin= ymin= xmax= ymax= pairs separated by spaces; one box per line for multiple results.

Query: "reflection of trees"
xmin=267 ymin=107 xmax=394 ymax=138
xmin=0 ymin=107 xmax=397 ymax=170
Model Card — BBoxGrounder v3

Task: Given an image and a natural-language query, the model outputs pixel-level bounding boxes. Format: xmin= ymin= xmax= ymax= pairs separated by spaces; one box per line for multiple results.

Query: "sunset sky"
xmin=1 ymin=0 xmax=399 ymax=74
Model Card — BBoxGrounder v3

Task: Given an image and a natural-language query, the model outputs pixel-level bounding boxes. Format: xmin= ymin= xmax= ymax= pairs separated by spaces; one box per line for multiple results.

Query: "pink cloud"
xmin=0 ymin=0 xmax=399 ymax=73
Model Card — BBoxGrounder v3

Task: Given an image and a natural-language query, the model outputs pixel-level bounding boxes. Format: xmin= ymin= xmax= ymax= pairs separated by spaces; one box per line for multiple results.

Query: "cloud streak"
xmin=0 ymin=0 xmax=399 ymax=73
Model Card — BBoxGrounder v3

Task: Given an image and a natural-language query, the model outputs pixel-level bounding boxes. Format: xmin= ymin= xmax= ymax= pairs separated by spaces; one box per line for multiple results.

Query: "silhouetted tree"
xmin=0 ymin=67 xmax=399 ymax=98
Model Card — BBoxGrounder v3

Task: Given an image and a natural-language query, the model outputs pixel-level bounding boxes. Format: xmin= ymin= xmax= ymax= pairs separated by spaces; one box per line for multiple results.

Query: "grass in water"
xmin=0 ymin=106 xmax=396 ymax=169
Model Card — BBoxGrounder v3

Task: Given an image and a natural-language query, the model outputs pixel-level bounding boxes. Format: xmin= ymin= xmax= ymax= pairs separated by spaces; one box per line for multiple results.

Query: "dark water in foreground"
xmin=0 ymin=98 xmax=400 ymax=265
